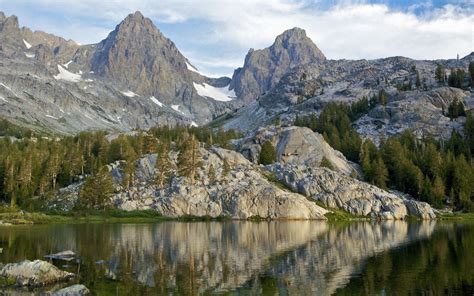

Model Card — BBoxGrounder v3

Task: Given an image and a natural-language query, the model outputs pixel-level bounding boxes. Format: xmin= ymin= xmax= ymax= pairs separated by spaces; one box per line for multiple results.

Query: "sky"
xmin=1 ymin=0 xmax=473 ymax=77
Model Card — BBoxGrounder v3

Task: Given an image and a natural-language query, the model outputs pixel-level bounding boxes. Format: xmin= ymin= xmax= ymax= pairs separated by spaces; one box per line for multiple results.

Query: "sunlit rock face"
xmin=268 ymin=163 xmax=437 ymax=220
xmin=238 ymin=125 xmax=355 ymax=175
xmin=114 ymin=148 xmax=329 ymax=220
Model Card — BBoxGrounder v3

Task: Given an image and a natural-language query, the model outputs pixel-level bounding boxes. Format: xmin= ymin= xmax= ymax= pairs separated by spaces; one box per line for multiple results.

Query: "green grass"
xmin=0 ymin=210 xmax=236 ymax=225
xmin=437 ymin=212 xmax=474 ymax=220
xmin=263 ymin=172 xmax=293 ymax=191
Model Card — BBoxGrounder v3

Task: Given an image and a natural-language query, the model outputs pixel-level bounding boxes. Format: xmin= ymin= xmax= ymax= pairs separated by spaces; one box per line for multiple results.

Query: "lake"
xmin=0 ymin=221 xmax=473 ymax=295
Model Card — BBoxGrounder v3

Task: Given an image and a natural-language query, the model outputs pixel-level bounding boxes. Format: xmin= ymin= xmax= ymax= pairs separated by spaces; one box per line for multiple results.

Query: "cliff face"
xmin=230 ymin=28 xmax=326 ymax=103
xmin=0 ymin=11 xmax=237 ymax=134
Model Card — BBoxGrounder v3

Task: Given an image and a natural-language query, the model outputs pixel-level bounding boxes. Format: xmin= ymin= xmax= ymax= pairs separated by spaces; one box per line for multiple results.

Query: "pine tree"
xmin=144 ymin=133 xmax=158 ymax=154
xmin=177 ymin=134 xmax=202 ymax=185
xmin=155 ymin=141 xmax=173 ymax=188
xmin=259 ymin=141 xmax=276 ymax=165
xmin=435 ymin=64 xmax=445 ymax=84
xmin=320 ymin=157 xmax=334 ymax=170
xmin=378 ymin=89 xmax=388 ymax=106
xmin=222 ymin=157 xmax=231 ymax=183
xmin=3 ymin=156 xmax=16 ymax=206
xmin=432 ymin=175 xmax=445 ymax=208
xmin=79 ymin=166 xmax=114 ymax=211
xmin=208 ymin=164 xmax=216 ymax=185
xmin=469 ymin=61 xmax=474 ymax=87
xmin=372 ymin=156 xmax=388 ymax=189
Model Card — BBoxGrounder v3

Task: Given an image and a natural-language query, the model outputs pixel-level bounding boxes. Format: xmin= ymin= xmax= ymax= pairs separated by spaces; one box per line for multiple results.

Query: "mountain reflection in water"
xmin=1 ymin=221 xmax=473 ymax=295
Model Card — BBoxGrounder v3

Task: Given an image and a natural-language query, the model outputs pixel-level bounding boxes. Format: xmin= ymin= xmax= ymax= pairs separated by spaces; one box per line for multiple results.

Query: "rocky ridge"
xmin=268 ymin=163 xmax=436 ymax=219
xmin=224 ymin=55 xmax=473 ymax=143
xmin=0 ymin=11 xmax=239 ymax=134
xmin=230 ymin=28 xmax=326 ymax=103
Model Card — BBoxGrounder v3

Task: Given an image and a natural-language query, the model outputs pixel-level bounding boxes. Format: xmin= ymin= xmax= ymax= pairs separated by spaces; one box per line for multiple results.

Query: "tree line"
xmin=294 ymin=100 xmax=474 ymax=212
xmin=0 ymin=125 xmax=241 ymax=211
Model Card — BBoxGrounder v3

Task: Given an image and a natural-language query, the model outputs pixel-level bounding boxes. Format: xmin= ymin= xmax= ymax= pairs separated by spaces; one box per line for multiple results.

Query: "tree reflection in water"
xmin=0 ymin=221 xmax=472 ymax=295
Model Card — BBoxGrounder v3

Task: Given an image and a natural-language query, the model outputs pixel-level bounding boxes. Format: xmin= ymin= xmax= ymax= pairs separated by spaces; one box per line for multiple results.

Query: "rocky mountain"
xmin=0 ymin=11 xmax=239 ymax=134
xmin=230 ymin=28 xmax=326 ymax=102
xmin=224 ymin=54 xmax=474 ymax=143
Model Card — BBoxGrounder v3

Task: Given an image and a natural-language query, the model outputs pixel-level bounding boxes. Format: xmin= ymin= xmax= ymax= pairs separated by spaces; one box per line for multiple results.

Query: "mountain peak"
xmin=123 ymin=11 xmax=146 ymax=23
xmin=231 ymin=27 xmax=326 ymax=102
xmin=0 ymin=13 xmax=19 ymax=32
xmin=276 ymin=27 xmax=307 ymax=41
xmin=272 ymin=27 xmax=323 ymax=57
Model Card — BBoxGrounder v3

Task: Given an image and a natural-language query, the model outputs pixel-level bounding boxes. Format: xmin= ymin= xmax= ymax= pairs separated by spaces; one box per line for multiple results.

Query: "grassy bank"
xmin=2 ymin=209 xmax=474 ymax=225
xmin=0 ymin=210 xmax=172 ymax=225
xmin=0 ymin=210 xmax=237 ymax=225
xmin=437 ymin=213 xmax=474 ymax=220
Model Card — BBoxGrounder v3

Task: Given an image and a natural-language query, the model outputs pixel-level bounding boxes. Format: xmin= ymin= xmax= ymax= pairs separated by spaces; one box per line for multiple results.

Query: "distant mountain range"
xmin=0 ymin=10 xmax=472 ymax=139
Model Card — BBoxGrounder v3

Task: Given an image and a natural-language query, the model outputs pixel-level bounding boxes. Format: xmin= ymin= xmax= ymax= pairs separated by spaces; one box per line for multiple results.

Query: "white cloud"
xmin=3 ymin=0 xmax=473 ymax=76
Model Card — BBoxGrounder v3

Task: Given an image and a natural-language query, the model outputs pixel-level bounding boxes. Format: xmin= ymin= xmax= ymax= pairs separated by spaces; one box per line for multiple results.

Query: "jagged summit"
xmin=230 ymin=27 xmax=326 ymax=102
xmin=275 ymin=27 xmax=315 ymax=46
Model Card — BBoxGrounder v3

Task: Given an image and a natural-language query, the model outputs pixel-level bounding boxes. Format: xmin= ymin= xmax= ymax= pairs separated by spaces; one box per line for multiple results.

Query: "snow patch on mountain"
xmin=171 ymin=104 xmax=186 ymax=115
xmin=0 ymin=83 xmax=12 ymax=92
xmin=193 ymin=82 xmax=236 ymax=102
xmin=54 ymin=65 xmax=82 ymax=82
xmin=186 ymin=61 xmax=201 ymax=74
xmin=45 ymin=114 xmax=59 ymax=120
xmin=150 ymin=96 xmax=163 ymax=107
xmin=122 ymin=90 xmax=138 ymax=97
xmin=63 ymin=60 xmax=73 ymax=69
xmin=190 ymin=121 xmax=198 ymax=127
xmin=23 ymin=39 xmax=32 ymax=49
xmin=0 ymin=96 xmax=8 ymax=103
xmin=24 ymin=52 xmax=35 ymax=58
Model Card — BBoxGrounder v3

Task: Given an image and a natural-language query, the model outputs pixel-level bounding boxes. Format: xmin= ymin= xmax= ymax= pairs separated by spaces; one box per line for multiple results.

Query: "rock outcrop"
xmin=0 ymin=260 xmax=74 ymax=287
xmin=52 ymin=284 xmax=90 ymax=295
xmin=114 ymin=148 xmax=328 ymax=219
xmin=239 ymin=126 xmax=355 ymax=175
xmin=268 ymin=163 xmax=436 ymax=220
xmin=52 ymin=143 xmax=436 ymax=220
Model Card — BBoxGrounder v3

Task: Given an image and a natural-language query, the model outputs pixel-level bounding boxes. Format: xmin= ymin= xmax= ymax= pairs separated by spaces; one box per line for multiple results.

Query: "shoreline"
xmin=1 ymin=210 xmax=473 ymax=225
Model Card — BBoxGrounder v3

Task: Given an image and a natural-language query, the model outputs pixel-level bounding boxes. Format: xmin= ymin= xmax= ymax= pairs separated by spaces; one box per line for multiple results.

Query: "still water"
xmin=0 ymin=221 xmax=473 ymax=295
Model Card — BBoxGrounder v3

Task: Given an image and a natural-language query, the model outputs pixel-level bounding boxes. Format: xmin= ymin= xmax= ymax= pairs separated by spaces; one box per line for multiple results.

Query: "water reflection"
xmin=0 ymin=221 xmax=471 ymax=295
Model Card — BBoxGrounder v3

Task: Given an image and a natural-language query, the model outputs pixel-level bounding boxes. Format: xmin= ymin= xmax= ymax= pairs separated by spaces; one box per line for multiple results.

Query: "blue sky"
xmin=2 ymin=0 xmax=473 ymax=77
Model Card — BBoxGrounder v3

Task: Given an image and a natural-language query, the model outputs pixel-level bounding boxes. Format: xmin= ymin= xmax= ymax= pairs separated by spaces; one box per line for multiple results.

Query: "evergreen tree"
xmin=372 ymin=156 xmax=388 ymax=189
xmin=208 ymin=164 xmax=216 ymax=185
xmin=378 ymin=89 xmax=388 ymax=105
xmin=222 ymin=157 xmax=231 ymax=183
xmin=432 ymin=175 xmax=446 ymax=208
xmin=448 ymin=68 xmax=465 ymax=88
xmin=259 ymin=141 xmax=276 ymax=165
xmin=469 ymin=61 xmax=474 ymax=87
xmin=155 ymin=141 xmax=173 ymax=188
xmin=447 ymin=97 xmax=466 ymax=119
xmin=144 ymin=133 xmax=158 ymax=154
xmin=415 ymin=72 xmax=421 ymax=89
xmin=320 ymin=157 xmax=334 ymax=170
xmin=177 ymin=133 xmax=202 ymax=185
xmin=79 ymin=166 xmax=114 ymax=211
xmin=435 ymin=64 xmax=445 ymax=84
